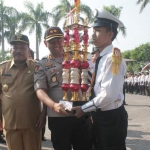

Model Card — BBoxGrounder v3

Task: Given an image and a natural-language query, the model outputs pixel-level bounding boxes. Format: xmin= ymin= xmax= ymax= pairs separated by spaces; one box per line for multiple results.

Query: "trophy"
xmin=60 ymin=0 xmax=90 ymax=111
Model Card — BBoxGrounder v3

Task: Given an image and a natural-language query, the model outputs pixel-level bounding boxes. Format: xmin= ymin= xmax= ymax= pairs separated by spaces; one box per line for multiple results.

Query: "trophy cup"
xmin=60 ymin=0 xmax=90 ymax=111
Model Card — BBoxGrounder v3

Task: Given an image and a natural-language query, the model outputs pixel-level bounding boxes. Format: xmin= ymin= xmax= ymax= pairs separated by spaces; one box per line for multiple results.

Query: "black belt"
xmin=96 ymin=104 xmax=124 ymax=113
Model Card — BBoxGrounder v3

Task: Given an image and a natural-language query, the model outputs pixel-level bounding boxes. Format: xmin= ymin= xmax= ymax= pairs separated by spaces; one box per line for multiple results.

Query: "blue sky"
xmin=2 ymin=0 xmax=150 ymax=58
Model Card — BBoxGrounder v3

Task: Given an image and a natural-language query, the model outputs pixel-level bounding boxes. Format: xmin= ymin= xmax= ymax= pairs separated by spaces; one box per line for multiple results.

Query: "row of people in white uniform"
xmin=124 ymin=71 xmax=149 ymax=95
xmin=126 ymin=72 xmax=149 ymax=85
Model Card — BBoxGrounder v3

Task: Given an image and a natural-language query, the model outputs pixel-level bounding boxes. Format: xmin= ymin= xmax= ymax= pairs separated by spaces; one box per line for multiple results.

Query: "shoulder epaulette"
xmin=41 ymin=55 xmax=49 ymax=60
xmin=111 ymin=47 xmax=122 ymax=76
xmin=29 ymin=59 xmax=37 ymax=63
xmin=0 ymin=60 xmax=11 ymax=66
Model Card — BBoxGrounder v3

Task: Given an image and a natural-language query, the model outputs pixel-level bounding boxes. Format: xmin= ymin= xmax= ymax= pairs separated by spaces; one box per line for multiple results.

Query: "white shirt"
xmin=138 ymin=76 xmax=141 ymax=82
xmin=128 ymin=76 xmax=134 ymax=83
xmin=126 ymin=77 xmax=130 ymax=83
xmin=145 ymin=75 xmax=149 ymax=82
xmin=82 ymin=44 xmax=126 ymax=112
xmin=134 ymin=76 xmax=138 ymax=83
xmin=140 ymin=74 xmax=145 ymax=85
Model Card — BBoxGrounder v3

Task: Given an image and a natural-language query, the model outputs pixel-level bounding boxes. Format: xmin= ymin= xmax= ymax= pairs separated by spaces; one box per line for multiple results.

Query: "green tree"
xmin=4 ymin=12 xmax=25 ymax=43
xmin=122 ymin=42 xmax=150 ymax=73
xmin=0 ymin=22 xmax=2 ymax=45
xmin=103 ymin=5 xmax=126 ymax=37
xmin=127 ymin=64 xmax=134 ymax=74
xmin=136 ymin=0 xmax=150 ymax=12
xmin=130 ymin=43 xmax=150 ymax=62
xmin=0 ymin=0 xmax=18 ymax=61
xmin=0 ymin=49 xmax=12 ymax=62
xmin=122 ymin=50 xmax=131 ymax=59
xmin=21 ymin=1 xmax=52 ymax=59
xmin=51 ymin=0 xmax=93 ymax=26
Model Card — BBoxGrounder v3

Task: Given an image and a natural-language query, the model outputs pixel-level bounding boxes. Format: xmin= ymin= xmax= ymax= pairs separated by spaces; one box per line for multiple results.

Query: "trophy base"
xmin=73 ymin=101 xmax=87 ymax=107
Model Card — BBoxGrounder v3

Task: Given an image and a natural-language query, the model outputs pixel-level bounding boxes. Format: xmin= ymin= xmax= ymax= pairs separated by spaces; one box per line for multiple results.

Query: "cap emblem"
xmin=50 ymin=30 xmax=53 ymax=33
xmin=16 ymin=33 xmax=22 ymax=40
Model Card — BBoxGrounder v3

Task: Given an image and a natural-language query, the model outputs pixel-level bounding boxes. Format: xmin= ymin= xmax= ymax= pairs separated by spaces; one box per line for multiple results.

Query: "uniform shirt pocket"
xmin=23 ymin=72 xmax=34 ymax=85
xmin=1 ymin=78 xmax=14 ymax=98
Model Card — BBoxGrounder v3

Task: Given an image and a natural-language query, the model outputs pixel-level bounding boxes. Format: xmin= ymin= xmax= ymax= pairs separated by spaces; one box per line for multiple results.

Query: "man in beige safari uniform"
xmin=0 ymin=34 xmax=45 ymax=150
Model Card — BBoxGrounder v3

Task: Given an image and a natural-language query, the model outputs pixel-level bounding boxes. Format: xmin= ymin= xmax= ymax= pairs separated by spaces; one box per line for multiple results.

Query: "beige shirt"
xmin=0 ymin=59 xmax=41 ymax=129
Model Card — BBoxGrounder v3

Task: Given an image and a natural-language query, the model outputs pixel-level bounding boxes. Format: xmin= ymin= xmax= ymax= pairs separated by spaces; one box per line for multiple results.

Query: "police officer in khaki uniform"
xmin=34 ymin=27 xmax=91 ymax=150
xmin=0 ymin=34 xmax=44 ymax=150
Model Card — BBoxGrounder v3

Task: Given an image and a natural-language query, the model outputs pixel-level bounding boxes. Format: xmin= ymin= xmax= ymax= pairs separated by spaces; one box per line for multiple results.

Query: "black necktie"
xmin=90 ymin=56 xmax=102 ymax=99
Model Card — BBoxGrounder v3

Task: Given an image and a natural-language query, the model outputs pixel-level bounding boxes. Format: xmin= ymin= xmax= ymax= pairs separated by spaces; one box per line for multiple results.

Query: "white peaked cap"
xmin=93 ymin=9 xmax=124 ymax=28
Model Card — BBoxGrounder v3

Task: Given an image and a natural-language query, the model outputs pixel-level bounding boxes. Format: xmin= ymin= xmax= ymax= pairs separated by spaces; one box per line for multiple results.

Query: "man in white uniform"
xmin=72 ymin=9 xmax=128 ymax=150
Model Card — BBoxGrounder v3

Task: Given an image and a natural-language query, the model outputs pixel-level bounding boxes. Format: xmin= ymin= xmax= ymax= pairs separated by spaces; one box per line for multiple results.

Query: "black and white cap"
xmin=93 ymin=9 xmax=124 ymax=28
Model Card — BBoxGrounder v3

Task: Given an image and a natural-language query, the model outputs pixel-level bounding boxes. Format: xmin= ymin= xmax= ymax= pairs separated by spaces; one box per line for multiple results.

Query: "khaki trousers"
xmin=4 ymin=128 xmax=41 ymax=150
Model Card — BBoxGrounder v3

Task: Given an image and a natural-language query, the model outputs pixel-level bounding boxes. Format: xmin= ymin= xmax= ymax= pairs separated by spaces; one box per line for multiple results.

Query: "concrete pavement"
xmin=125 ymin=94 xmax=150 ymax=150
xmin=0 ymin=93 xmax=150 ymax=150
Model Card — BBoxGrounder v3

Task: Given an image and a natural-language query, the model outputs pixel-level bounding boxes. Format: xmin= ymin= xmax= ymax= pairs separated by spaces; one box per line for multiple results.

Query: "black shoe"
xmin=0 ymin=135 xmax=6 ymax=143
xmin=42 ymin=137 xmax=46 ymax=141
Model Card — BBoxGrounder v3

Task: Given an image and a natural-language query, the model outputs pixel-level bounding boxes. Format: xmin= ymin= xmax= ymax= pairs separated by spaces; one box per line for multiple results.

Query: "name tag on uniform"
xmin=2 ymin=73 xmax=11 ymax=76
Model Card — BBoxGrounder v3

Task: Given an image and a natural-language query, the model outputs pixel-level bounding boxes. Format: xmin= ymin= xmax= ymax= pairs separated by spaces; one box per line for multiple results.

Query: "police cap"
xmin=44 ymin=27 xmax=63 ymax=41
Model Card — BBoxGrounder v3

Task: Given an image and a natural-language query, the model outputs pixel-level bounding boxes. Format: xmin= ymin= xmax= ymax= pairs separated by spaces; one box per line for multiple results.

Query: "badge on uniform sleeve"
xmin=52 ymin=76 xmax=57 ymax=82
xmin=2 ymin=84 xmax=8 ymax=92
xmin=111 ymin=47 xmax=122 ymax=76
xmin=35 ymin=65 xmax=39 ymax=71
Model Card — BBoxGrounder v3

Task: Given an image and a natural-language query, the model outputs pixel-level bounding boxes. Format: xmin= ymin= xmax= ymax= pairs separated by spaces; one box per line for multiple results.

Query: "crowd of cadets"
xmin=124 ymin=71 xmax=150 ymax=96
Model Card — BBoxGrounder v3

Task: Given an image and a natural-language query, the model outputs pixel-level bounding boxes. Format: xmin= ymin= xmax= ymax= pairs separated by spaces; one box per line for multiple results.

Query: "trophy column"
xmin=61 ymin=0 xmax=90 ymax=106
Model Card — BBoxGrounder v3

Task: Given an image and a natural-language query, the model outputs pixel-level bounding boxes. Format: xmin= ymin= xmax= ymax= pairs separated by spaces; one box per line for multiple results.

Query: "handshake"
xmin=59 ymin=100 xmax=76 ymax=115
xmin=52 ymin=100 xmax=85 ymax=118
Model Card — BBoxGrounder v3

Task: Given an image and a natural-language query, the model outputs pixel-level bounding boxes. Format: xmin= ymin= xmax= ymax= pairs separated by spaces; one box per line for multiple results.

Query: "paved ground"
xmin=0 ymin=93 xmax=150 ymax=150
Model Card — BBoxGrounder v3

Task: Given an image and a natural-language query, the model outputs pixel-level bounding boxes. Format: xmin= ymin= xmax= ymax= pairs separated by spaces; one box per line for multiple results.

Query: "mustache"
xmin=14 ymin=53 xmax=23 ymax=56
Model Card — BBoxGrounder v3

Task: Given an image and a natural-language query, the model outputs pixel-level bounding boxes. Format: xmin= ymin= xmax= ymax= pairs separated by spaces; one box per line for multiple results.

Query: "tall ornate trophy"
xmin=60 ymin=0 xmax=90 ymax=110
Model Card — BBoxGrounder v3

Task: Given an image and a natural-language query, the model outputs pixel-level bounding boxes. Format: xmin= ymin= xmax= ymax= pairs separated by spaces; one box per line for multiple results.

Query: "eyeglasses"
xmin=48 ymin=38 xmax=63 ymax=44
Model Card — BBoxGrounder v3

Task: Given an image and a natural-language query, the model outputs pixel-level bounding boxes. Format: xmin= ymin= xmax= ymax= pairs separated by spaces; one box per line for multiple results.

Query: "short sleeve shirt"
xmin=34 ymin=55 xmax=65 ymax=117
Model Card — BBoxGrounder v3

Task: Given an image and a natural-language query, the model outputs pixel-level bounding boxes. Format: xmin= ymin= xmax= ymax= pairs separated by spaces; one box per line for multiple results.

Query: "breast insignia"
xmin=2 ymin=84 xmax=9 ymax=92
xmin=52 ymin=76 xmax=57 ymax=82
